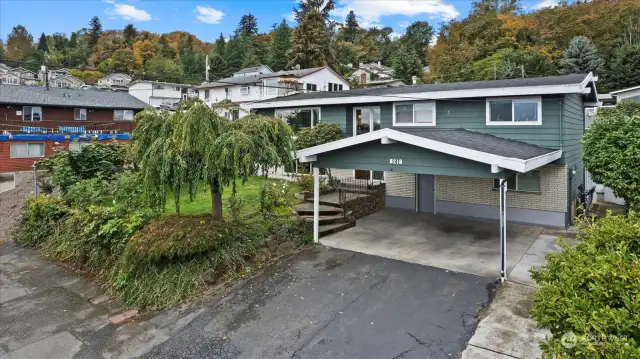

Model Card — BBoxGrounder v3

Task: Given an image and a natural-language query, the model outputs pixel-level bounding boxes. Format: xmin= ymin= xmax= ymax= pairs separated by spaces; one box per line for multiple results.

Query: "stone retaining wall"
xmin=343 ymin=183 xmax=386 ymax=219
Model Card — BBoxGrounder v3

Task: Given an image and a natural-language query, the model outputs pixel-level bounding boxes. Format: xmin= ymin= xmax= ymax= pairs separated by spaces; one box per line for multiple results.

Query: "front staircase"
xmin=294 ymin=198 xmax=355 ymax=238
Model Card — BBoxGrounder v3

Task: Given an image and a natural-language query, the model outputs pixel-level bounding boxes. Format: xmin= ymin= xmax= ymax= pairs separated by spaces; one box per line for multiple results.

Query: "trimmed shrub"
xmin=530 ymin=212 xmax=640 ymax=358
xmin=12 ymin=196 xmax=69 ymax=247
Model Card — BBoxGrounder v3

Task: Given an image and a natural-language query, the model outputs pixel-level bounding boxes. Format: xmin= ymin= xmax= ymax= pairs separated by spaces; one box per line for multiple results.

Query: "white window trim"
xmin=23 ymin=106 xmax=42 ymax=122
xmin=486 ymin=96 xmax=542 ymax=126
xmin=114 ymin=109 xmax=134 ymax=121
xmin=74 ymin=108 xmax=87 ymax=121
xmin=392 ymin=101 xmax=436 ymax=127
xmin=352 ymin=106 xmax=384 ymax=182
xmin=492 ymin=170 xmax=541 ymax=193
xmin=275 ymin=107 xmax=322 ymax=128
xmin=240 ymin=86 xmax=250 ymax=95
xmin=10 ymin=143 xmax=45 ymax=159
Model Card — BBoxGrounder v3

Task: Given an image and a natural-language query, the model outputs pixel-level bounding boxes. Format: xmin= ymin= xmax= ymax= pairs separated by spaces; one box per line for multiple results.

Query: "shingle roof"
xmin=0 ymin=84 xmax=149 ymax=109
xmin=196 ymin=67 xmax=327 ymax=89
xmin=255 ymin=73 xmax=591 ymax=104
xmin=234 ymin=65 xmax=272 ymax=74
xmin=401 ymin=129 xmax=557 ymax=160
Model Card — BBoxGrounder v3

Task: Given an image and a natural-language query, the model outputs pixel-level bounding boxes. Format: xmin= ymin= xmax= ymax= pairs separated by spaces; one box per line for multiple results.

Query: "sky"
xmin=0 ymin=0 xmax=560 ymax=43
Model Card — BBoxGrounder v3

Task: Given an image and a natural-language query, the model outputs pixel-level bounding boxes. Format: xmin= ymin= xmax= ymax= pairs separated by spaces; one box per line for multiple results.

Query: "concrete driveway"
xmin=321 ymin=209 xmax=544 ymax=278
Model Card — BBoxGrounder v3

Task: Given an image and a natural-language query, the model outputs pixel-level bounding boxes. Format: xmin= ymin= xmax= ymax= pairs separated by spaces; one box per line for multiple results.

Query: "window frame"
xmin=486 ymin=96 xmax=542 ymax=126
xmin=305 ymin=83 xmax=317 ymax=92
xmin=493 ymin=170 xmax=541 ymax=193
xmin=23 ymin=106 xmax=43 ymax=122
xmin=274 ymin=107 xmax=322 ymax=130
xmin=74 ymin=108 xmax=87 ymax=121
xmin=392 ymin=101 xmax=436 ymax=127
xmin=113 ymin=109 xmax=134 ymax=121
xmin=240 ymin=86 xmax=250 ymax=95
xmin=10 ymin=143 xmax=45 ymax=159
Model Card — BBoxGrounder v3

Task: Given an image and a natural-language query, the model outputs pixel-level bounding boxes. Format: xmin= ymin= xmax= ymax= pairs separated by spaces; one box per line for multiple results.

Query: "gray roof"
xmin=255 ymin=73 xmax=591 ymax=104
xmin=401 ymin=129 xmax=558 ymax=160
xmin=0 ymin=84 xmax=149 ymax=109
xmin=234 ymin=65 xmax=272 ymax=75
xmin=197 ymin=67 xmax=327 ymax=89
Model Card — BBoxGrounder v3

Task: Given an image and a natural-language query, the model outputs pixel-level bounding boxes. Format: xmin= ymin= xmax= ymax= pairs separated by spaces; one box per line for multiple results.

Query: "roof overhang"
xmin=297 ymin=128 xmax=562 ymax=174
xmin=249 ymin=73 xmax=597 ymax=110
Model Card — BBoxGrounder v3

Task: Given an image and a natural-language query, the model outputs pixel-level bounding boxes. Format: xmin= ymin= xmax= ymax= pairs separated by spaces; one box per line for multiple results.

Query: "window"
xmin=306 ymin=83 xmax=317 ymax=92
xmin=74 ymin=108 xmax=87 ymax=121
xmin=493 ymin=171 xmax=541 ymax=192
xmin=265 ymin=79 xmax=278 ymax=96
xmin=172 ymin=86 xmax=181 ymax=91
xmin=23 ymin=106 xmax=42 ymax=122
xmin=275 ymin=108 xmax=320 ymax=132
xmin=328 ymin=83 xmax=344 ymax=92
xmin=393 ymin=102 xmax=435 ymax=126
xmin=114 ymin=109 xmax=134 ymax=121
xmin=204 ymin=89 xmax=210 ymax=100
xmin=240 ymin=86 xmax=250 ymax=95
xmin=1 ymin=77 xmax=19 ymax=85
xmin=10 ymin=143 xmax=44 ymax=158
xmin=487 ymin=97 xmax=542 ymax=125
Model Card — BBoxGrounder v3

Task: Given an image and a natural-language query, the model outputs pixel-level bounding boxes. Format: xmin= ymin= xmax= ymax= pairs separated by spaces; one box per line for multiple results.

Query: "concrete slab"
xmin=0 ymin=331 xmax=84 ymax=359
xmin=509 ymin=235 xmax=575 ymax=286
xmin=460 ymin=345 xmax=515 ymax=359
xmin=321 ymin=209 xmax=543 ymax=278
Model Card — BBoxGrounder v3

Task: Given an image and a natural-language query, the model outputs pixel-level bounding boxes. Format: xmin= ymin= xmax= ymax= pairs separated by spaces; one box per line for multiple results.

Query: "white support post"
xmin=313 ymin=166 xmax=320 ymax=243
xmin=499 ymin=179 xmax=508 ymax=282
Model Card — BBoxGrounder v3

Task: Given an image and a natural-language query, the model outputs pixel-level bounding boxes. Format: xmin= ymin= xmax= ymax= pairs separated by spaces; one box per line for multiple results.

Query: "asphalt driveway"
xmin=1 ymin=241 xmax=495 ymax=359
xmin=144 ymin=247 xmax=495 ymax=359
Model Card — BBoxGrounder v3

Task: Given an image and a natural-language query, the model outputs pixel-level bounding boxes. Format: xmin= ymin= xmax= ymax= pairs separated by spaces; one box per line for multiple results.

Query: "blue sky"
xmin=0 ymin=0 xmax=556 ymax=43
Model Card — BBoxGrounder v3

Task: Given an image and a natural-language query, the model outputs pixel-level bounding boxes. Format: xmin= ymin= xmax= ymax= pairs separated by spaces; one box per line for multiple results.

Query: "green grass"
xmin=165 ymin=176 xmax=299 ymax=216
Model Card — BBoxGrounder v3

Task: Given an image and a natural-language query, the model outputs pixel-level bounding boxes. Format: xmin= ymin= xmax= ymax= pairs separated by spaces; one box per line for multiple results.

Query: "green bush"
xmin=259 ymin=180 xmax=295 ymax=218
xmin=266 ymin=216 xmax=313 ymax=244
xmin=294 ymin=123 xmax=343 ymax=150
xmin=12 ymin=196 xmax=69 ymax=247
xmin=296 ymin=174 xmax=314 ymax=192
xmin=583 ymin=101 xmax=640 ymax=210
xmin=530 ymin=212 xmax=640 ymax=358
xmin=65 ymin=177 xmax=112 ymax=207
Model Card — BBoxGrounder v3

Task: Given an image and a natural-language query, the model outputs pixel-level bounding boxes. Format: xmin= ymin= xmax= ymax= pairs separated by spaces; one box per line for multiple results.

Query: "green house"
xmin=250 ymin=74 xmax=599 ymax=234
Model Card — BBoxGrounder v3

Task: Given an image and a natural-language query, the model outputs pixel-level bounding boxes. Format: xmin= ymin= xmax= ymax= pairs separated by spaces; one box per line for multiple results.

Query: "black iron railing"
xmin=337 ymin=177 xmax=384 ymax=217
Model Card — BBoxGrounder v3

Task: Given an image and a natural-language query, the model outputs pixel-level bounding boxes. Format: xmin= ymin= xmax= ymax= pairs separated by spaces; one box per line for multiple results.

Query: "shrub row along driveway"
xmin=144 ymin=247 xmax=495 ymax=359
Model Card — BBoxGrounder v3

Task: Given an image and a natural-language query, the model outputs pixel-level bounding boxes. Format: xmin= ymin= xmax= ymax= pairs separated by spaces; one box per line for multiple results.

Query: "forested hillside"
xmin=1 ymin=0 xmax=638 ymax=91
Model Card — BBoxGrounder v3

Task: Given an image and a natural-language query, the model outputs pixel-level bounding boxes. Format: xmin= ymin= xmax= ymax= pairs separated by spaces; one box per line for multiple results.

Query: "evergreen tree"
xmin=237 ymin=13 xmax=259 ymax=35
xmin=242 ymin=50 xmax=261 ymax=67
xmin=225 ymin=34 xmax=253 ymax=72
xmin=288 ymin=10 xmax=334 ymax=69
xmin=110 ymin=48 xmax=138 ymax=73
xmin=52 ymin=33 xmax=68 ymax=52
xmin=158 ymin=34 xmax=176 ymax=59
xmin=146 ymin=56 xmax=184 ymax=82
xmin=400 ymin=21 xmax=433 ymax=66
xmin=5 ymin=25 xmax=34 ymax=61
xmin=0 ymin=40 xmax=5 ymax=60
xmin=560 ymin=36 xmax=604 ymax=75
xmin=604 ymin=44 xmax=640 ymax=91
xmin=123 ymin=24 xmax=137 ymax=46
xmin=214 ymin=33 xmax=226 ymax=54
xmin=208 ymin=52 xmax=229 ymax=80
xmin=392 ymin=45 xmax=424 ymax=84
xmin=343 ymin=10 xmax=359 ymax=43
xmin=268 ymin=19 xmax=292 ymax=71
xmin=294 ymin=0 xmax=335 ymax=22
xmin=68 ymin=32 xmax=78 ymax=48
xmin=37 ymin=33 xmax=48 ymax=53
xmin=88 ymin=16 xmax=102 ymax=49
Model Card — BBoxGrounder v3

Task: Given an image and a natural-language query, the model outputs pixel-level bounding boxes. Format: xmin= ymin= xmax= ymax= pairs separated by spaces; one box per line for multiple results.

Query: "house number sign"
xmin=389 ymin=158 xmax=403 ymax=165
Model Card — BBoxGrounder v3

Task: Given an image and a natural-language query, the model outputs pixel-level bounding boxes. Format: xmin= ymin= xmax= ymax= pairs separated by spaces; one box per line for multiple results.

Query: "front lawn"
xmin=165 ymin=176 xmax=300 ymax=216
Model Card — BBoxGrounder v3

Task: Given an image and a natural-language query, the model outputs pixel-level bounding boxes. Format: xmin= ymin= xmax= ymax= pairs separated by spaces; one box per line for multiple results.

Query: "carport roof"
xmin=296 ymin=128 xmax=562 ymax=173
xmin=402 ymin=129 xmax=557 ymax=160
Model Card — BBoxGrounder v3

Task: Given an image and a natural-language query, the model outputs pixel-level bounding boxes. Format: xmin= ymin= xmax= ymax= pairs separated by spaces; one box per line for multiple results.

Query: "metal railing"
xmin=0 ymin=119 xmax=134 ymax=134
xmin=337 ymin=177 xmax=384 ymax=216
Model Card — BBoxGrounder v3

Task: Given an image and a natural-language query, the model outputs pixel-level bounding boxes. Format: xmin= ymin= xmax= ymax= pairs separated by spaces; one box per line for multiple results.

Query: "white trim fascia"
xmin=485 ymin=96 xmax=543 ymax=126
xmin=392 ymin=101 xmax=436 ymax=127
xmin=248 ymin=83 xmax=588 ymax=110
xmin=352 ymin=106 xmax=382 ymax=136
xmin=584 ymin=102 xmax=603 ymax=107
xmin=296 ymin=128 xmax=562 ymax=173
xmin=610 ymin=85 xmax=640 ymax=95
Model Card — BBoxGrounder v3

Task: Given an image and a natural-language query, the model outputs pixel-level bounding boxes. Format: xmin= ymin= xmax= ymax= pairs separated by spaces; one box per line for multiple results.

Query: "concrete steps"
xmin=293 ymin=202 xmax=344 ymax=216
xmin=299 ymin=212 xmax=353 ymax=225
xmin=319 ymin=221 xmax=356 ymax=237
xmin=293 ymin=201 xmax=354 ymax=237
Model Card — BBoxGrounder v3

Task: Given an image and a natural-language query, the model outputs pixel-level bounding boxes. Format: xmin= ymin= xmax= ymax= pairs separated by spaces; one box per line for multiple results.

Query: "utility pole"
xmin=520 ymin=64 xmax=525 ymax=78
xmin=205 ymin=54 xmax=209 ymax=82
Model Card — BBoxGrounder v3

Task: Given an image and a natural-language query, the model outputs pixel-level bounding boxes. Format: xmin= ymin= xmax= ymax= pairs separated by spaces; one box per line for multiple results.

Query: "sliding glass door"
xmin=353 ymin=107 xmax=384 ymax=181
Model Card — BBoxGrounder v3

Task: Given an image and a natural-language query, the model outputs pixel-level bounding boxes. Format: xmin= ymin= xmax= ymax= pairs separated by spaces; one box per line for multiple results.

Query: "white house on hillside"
xmin=97 ymin=73 xmax=132 ymax=91
xmin=128 ymin=80 xmax=197 ymax=107
xmin=196 ymin=65 xmax=350 ymax=119
xmin=51 ymin=74 xmax=85 ymax=89
xmin=350 ymin=62 xmax=406 ymax=88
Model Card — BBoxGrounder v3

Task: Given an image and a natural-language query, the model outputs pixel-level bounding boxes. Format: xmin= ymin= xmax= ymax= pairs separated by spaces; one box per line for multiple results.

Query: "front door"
xmin=418 ymin=174 xmax=435 ymax=213
xmin=354 ymin=107 xmax=383 ymax=181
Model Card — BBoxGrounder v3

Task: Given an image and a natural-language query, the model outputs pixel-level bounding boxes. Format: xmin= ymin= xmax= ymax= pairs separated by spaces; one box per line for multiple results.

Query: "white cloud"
xmin=105 ymin=3 xmax=152 ymax=21
xmin=283 ymin=11 xmax=296 ymax=22
xmin=195 ymin=5 xmax=225 ymax=24
xmin=398 ymin=21 xmax=410 ymax=28
xmin=533 ymin=0 xmax=559 ymax=10
xmin=333 ymin=0 xmax=459 ymax=28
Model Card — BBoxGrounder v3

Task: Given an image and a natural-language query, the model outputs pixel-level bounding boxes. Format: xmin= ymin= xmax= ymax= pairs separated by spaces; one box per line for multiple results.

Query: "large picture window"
xmin=10 ymin=143 xmax=44 ymax=158
xmin=486 ymin=97 xmax=542 ymax=125
xmin=23 ymin=106 xmax=42 ymax=122
xmin=493 ymin=171 xmax=541 ymax=192
xmin=393 ymin=101 xmax=435 ymax=126
xmin=275 ymin=108 xmax=320 ymax=132
xmin=114 ymin=109 xmax=134 ymax=121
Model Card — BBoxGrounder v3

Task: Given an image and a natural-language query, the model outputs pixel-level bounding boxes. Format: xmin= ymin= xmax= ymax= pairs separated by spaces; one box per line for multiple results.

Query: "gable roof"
xmin=0 ymin=84 xmax=149 ymax=109
xmin=196 ymin=67 xmax=345 ymax=89
xmin=296 ymin=128 xmax=562 ymax=173
xmin=100 ymin=73 xmax=132 ymax=80
xmin=51 ymin=74 xmax=85 ymax=85
xmin=127 ymin=80 xmax=193 ymax=88
xmin=234 ymin=65 xmax=273 ymax=75
xmin=610 ymin=85 xmax=640 ymax=95
xmin=250 ymin=73 xmax=597 ymax=109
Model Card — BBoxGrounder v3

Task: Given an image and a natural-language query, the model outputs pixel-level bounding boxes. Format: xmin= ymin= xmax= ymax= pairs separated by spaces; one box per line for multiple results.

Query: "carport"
xmin=298 ymin=128 xmax=562 ymax=280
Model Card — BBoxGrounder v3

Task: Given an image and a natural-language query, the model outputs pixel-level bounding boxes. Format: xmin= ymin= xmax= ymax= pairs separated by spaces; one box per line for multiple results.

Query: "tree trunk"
xmin=210 ymin=179 xmax=223 ymax=219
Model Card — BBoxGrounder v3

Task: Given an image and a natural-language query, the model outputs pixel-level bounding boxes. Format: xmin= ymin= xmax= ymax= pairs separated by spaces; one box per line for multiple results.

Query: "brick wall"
xmin=384 ymin=172 xmax=415 ymax=197
xmin=435 ymin=164 xmax=567 ymax=213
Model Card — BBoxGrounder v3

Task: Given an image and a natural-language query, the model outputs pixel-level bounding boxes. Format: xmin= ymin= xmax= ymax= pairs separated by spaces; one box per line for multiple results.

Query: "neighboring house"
xmin=96 ymin=73 xmax=133 ymax=91
xmin=610 ymin=85 xmax=640 ymax=103
xmin=51 ymin=75 xmax=86 ymax=89
xmin=38 ymin=67 xmax=71 ymax=82
xmin=0 ymin=63 xmax=11 ymax=73
xmin=350 ymin=62 xmax=403 ymax=87
xmin=249 ymin=73 xmax=599 ymax=229
xmin=197 ymin=65 xmax=350 ymax=119
xmin=0 ymin=72 xmax=21 ymax=85
xmin=9 ymin=67 xmax=38 ymax=85
xmin=127 ymin=80 xmax=197 ymax=107
xmin=0 ymin=84 xmax=148 ymax=172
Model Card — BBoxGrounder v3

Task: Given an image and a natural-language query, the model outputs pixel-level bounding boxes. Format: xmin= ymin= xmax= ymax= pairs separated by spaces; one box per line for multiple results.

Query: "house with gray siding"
xmin=248 ymin=74 xmax=598 ymax=235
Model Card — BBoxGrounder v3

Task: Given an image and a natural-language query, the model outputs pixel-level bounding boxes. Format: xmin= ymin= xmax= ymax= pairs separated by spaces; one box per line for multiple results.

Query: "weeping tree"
xmin=132 ymin=101 xmax=294 ymax=218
